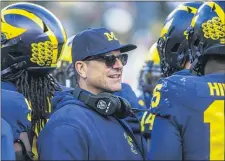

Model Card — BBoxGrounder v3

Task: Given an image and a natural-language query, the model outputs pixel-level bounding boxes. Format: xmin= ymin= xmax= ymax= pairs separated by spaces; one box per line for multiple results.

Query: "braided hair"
xmin=2 ymin=69 xmax=61 ymax=134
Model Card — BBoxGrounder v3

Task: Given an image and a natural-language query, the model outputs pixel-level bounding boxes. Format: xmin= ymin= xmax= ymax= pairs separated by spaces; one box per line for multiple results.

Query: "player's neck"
xmin=184 ymin=61 xmax=191 ymax=69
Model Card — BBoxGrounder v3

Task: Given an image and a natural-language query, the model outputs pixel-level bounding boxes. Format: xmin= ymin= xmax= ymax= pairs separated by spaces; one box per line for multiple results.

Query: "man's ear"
xmin=75 ymin=61 xmax=87 ymax=79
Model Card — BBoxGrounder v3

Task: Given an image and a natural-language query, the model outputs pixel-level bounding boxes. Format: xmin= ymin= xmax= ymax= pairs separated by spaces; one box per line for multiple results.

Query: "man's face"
xmin=84 ymin=50 xmax=124 ymax=94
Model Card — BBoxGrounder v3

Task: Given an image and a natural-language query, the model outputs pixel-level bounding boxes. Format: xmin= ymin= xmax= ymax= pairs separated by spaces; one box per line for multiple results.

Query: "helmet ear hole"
xmin=193 ymin=38 xmax=200 ymax=47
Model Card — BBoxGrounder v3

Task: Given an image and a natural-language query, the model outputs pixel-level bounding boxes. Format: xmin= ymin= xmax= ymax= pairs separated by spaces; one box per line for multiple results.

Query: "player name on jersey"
xmin=208 ymin=82 xmax=225 ymax=96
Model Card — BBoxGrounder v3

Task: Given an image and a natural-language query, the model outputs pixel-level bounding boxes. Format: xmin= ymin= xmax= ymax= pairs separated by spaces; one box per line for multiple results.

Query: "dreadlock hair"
xmin=2 ymin=69 xmax=61 ymax=134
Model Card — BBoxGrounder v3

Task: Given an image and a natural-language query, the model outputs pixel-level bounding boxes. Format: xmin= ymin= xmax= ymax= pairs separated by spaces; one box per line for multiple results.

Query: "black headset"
xmin=72 ymin=87 xmax=132 ymax=119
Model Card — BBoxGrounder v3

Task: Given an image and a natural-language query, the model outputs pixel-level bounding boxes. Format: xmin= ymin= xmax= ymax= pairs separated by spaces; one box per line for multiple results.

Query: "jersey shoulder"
xmin=1 ymin=89 xmax=30 ymax=110
xmin=150 ymin=75 xmax=199 ymax=115
xmin=151 ymin=73 xmax=225 ymax=116
xmin=1 ymin=89 xmax=31 ymax=140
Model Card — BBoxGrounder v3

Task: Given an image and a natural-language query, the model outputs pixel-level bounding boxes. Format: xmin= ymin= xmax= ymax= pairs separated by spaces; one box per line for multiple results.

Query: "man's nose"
xmin=112 ymin=58 xmax=123 ymax=69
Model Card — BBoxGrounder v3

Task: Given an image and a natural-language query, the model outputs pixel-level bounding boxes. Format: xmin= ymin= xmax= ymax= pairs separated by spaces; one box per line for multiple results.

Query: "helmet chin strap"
xmin=1 ymin=67 xmax=13 ymax=76
xmin=1 ymin=61 xmax=27 ymax=76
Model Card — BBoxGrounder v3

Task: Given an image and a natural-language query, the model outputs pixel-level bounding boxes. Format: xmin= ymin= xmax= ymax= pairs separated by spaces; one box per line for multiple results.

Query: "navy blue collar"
xmin=1 ymin=81 xmax=17 ymax=91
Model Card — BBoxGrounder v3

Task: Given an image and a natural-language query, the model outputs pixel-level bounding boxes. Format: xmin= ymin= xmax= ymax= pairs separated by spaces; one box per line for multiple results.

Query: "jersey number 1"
xmin=204 ymin=100 xmax=224 ymax=160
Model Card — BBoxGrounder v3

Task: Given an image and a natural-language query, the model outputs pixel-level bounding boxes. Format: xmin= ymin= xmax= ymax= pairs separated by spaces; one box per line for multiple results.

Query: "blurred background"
xmin=1 ymin=1 xmax=184 ymax=96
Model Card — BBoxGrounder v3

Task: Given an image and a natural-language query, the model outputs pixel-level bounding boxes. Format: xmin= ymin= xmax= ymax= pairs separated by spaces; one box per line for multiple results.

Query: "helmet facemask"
xmin=157 ymin=33 xmax=189 ymax=77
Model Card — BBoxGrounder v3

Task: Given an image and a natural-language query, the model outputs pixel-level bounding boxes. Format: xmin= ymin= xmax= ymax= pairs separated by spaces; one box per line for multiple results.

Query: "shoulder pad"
xmin=150 ymin=75 xmax=197 ymax=117
xmin=1 ymin=90 xmax=31 ymax=140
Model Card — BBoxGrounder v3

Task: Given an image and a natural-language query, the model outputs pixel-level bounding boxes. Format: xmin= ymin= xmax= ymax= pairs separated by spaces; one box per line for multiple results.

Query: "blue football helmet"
xmin=52 ymin=35 xmax=75 ymax=87
xmin=187 ymin=1 xmax=225 ymax=75
xmin=1 ymin=2 xmax=67 ymax=75
xmin=157 ymin=2 xmax=203 ymax=77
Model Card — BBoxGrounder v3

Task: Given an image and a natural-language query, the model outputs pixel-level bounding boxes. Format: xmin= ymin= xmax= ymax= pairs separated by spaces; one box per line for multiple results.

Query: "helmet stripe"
xmin=146 ymin=42 xmax=160 ymax=65
xmin=59 ymin=23 xmax=67 ymax=43
xmin=160 ymin=18 xmax=174 ymax=37
xmin=190 ymin=15 xmax=199 ymax=27
xmin=168 ymin=4 xmax=198 ymax=20
xmin=58 ymin=27 xmax=67 ymax=62
xmin=58 ymin=35 xmax=75 ymax=64
xmin=206 ymin=2 xmax=224 ymax=24
xmin=174 ymin=5 xmax=198 ymax=14
xmin=2 ymin=9 xmax=44 ymax=29
xmin=2 ymin=8 xmax=59 ymax=67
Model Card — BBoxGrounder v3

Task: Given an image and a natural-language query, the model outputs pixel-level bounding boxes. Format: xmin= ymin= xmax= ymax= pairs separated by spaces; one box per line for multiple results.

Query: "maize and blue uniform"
xmin=1 ymin=82 xmax=31 ymax=160
xmin=149 ymin=73 xmax=225 ymax=160
xmin=141 ymin=69 xmax=193 ymax=136
xmin=1 ymin=118 xmax=16 ymax=160
xmin=137 ymin=69 xmax=193 ymax=159
xmin=173 ymin=69 xmax=192 ymax=76
xmin=1 ymin=82 xmax=31 ymax=141
xmin=38 ymin=90 xmax=144 ymax=160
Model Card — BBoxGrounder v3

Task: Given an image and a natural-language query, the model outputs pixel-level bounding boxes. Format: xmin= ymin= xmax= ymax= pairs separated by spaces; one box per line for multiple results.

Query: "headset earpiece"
xmin=89 ymin=92 xmax=121 ymax=116
xmin=72 ymin=87 xmax=131 ymax=118
xmin=116 ymin=96 xmax=132 ymax=119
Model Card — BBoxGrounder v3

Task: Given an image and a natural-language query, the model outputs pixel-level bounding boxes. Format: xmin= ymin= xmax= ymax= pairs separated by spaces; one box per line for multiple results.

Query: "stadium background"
xmin=1 ymin=1 xmax=184 ymax=96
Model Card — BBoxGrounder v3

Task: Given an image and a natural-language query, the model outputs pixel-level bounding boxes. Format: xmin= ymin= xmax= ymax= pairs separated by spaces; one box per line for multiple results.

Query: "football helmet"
xmin=187 ymin=1 xmax=225 ymax=75
xmin=139 ymin=42 xmax=161 ymax=93
xmin=1 ymin=2 xmax=67 ymax=75
xmin=157 ymin=2 xmax=203 ymax=77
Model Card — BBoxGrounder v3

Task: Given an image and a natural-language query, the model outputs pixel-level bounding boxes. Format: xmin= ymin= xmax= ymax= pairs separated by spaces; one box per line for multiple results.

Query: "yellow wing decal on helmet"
xmin=57 ymin=35 xmax=74 ymax=67
xmin=160 ymin=18 xmax=174 ymax=37
xmin=179 ymin=5 xmax=198 ymax=14
xmin=207 ymin=2 xmax=224 ymax=24
xmin=2 ymin=8 xmax=59 ymax=67
xmin=169 ymin=4 xmax=198 ymax=17
xmin=59 ymin=44 xmax=72 ymax=63
xmin=1 ymin=21 xmax=26 ymax=40
xmin=146 ymin=42 xmax=160 ymax=65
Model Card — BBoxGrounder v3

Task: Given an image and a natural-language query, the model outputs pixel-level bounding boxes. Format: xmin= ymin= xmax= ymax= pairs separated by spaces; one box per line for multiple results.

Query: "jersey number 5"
xmin=141 ymin=84 xmax=163 ymax=132
xmin=204 ymin=100 xmax=224 ymax=160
